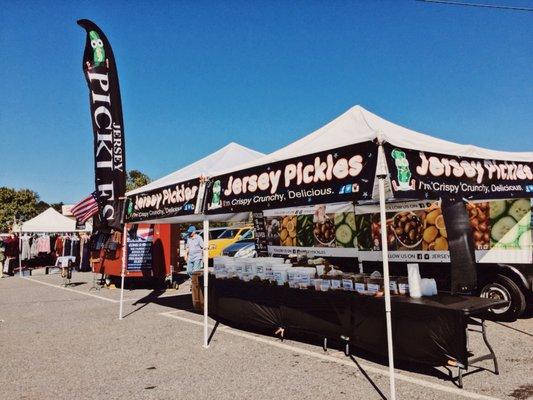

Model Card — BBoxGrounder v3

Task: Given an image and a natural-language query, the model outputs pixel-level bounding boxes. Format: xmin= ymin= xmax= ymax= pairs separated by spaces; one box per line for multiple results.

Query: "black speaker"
xmin=442 ymin=201 xmax=477 ymax=294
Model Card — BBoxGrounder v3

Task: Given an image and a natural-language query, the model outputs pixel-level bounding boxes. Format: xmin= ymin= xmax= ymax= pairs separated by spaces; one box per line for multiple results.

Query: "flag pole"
xmin=119 ymin=224 xmax=127 ymax=320
xmin=119 ymin=197 xmax=128 ymax=320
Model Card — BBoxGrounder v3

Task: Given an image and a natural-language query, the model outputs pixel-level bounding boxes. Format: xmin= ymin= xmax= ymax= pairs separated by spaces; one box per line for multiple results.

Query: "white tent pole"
xmin=203 ymin=217 xmax=210 ymax=348
xmin=119 ymin=225 xmax=128 ymax=320
xmin=377 ymin=141 xmax=396 ymax=400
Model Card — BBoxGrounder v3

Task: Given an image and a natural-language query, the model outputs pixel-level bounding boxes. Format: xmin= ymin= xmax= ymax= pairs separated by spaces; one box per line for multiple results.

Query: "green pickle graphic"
xmin=211 ymin=180 xmax=222 ymax=208
xmin=89 ymin=30 xmax=105 ymax=66
xmin=391 ymin=149 xmax=412 ymax=191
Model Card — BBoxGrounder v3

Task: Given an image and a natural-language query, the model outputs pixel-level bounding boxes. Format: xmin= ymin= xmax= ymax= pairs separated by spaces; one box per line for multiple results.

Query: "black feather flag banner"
xmin=77 ymin=19 xmax=126 ymax=231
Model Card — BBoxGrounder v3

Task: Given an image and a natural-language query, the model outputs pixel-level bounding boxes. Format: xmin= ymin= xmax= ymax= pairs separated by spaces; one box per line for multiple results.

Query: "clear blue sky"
xmin=1 ymin=0 xmax=532 ymax=204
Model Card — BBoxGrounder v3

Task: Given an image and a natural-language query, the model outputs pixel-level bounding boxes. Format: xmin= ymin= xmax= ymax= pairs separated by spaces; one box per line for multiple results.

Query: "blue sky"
xmin=1 ymin=0 xmax=532 ymax=204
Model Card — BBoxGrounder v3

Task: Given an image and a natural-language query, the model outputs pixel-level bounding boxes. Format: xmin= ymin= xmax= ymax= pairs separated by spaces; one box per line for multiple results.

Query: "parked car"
xmin=221 ymin=230 xmax=257 ymax=258
xmin=208 ymin=226 xmax=254 ymax=258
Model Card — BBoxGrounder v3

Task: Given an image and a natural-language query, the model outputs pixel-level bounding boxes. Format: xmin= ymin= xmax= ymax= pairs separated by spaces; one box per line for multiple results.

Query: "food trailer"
xmin=91 ymin=223 xmax=179 ymax=287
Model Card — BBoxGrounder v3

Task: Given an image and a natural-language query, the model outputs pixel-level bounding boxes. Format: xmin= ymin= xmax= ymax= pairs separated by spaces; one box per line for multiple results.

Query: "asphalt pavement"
xmin=0 ymin=270 xmax=532 ymax=400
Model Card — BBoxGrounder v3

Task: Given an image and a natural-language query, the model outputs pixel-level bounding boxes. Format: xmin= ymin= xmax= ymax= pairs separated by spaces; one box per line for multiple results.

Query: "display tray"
xmin=206 ymin=276 xmax=507 ymax=367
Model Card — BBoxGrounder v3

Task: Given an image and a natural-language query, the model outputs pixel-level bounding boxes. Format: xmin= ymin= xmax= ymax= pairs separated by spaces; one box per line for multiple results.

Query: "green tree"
xmin=126 ymin=170 xmax=151 ymax=192
xmin=0 ymin=187 xmax=41 ymax=232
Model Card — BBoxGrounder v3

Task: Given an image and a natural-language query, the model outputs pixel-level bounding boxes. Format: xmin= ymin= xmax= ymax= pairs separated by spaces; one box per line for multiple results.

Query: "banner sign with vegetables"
xmin=355 ymin=200 xmax=451 ymax=263
xmin=261 ymin=203 xmax=358 ymax=258
xmin=384 ymin=144 xmax=533 ymax=201
xmin=466 ymin=198 xmax=532 ymax=264
xmin=125 ymin=178 xmax=201 ymax=222
xmin=205 ymin=142 xmax=377 ymax=214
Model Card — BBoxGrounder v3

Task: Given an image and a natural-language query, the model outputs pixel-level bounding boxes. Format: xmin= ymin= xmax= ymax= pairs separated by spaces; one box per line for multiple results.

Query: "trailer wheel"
xmin=480 ymin=274 xmax=526 ymax=321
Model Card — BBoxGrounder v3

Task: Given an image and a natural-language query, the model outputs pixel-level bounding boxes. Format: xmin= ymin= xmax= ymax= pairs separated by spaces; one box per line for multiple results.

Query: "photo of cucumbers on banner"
xmin=466 ymin=198 xmax=532 ymax=264
xmin=262 ymin=202 xmax=359 ymax=258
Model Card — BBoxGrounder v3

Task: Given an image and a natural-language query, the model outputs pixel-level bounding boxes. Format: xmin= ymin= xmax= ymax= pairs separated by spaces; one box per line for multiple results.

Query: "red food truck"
xmin=91 ymin=223 xmax=180 ymax=288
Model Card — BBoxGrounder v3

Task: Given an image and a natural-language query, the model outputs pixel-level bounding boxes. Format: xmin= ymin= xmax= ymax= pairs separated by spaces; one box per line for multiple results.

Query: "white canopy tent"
xmin=213 ymin=105 xmax=532 ymax=175
xmin=128 ymin=142 xmax=264 ymax=195
xmin=198 ymin=105 xmax=533 ymax=400
xmin=21 ymin=207 xmax=92 ymax=233
xmin=19 ymin=207 xmax=92 ymax=279
xmin=126 ymin=142 xmax=264 ymax=224
xmin=124 ymin=107 xmax=532 ymax=400
xmin=120 ymin=142 xmax=264 ymax=326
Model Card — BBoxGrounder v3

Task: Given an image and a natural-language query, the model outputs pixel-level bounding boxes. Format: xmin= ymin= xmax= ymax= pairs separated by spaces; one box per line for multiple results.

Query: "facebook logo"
xmin=339 ymin=184 xmax=355 ymax=194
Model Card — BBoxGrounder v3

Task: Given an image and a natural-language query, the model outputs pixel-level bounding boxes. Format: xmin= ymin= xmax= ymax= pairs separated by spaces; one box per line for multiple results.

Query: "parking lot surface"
xmin=1 ymin=271 xmax=532 ymax=400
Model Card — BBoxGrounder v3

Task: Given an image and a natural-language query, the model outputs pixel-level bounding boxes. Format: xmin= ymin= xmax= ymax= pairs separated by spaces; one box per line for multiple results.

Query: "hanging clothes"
xmin=20 ymin=235 xmax=31 ymax=260
xmin=80 ymin=235 xmax=90 ymax=271
xmin=30 ymin=237 xmax=39 ymax=258
xmin=55 ymin=236 xmax=63 ymax=257
xmin=36 ymin=235 xmax=51 ymax=253
xmin=64 ymin=237 xmax=72 ymax=257
xmin=4 ymin=236 xmax=19 ymax=258
xmin=49 ymin=235 xmax=56 ymax=254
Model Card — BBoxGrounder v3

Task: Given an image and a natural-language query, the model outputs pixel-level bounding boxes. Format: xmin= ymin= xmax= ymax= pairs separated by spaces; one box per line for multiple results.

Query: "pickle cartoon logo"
xmin=127 ymin=198 xmax=134 ymax=216
xmin=210 ymin=180 xmax=222 ymax=209
xmin=89 ymin=30 xmax=105 ymax=67
xmin=391 ymin=149 xmax=415 ymax=191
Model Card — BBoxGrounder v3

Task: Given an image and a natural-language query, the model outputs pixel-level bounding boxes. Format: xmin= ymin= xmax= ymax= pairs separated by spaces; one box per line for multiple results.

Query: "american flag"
xmin=71 ymin=191 xmax=100 ymax=223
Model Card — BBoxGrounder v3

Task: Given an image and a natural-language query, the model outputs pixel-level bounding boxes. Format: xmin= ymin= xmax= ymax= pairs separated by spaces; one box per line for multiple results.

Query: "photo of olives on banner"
xmin=392 ymin=211 xmax=424 ymax=249
xmin=313 ymin=215 xmax=336 ymax=247
xmin=466 ymin=201 xmax=490 ymax=250
xmin=280 ymin=215 xmax=297 ymax=246
xmin=422 ymin=205 xmax=448 ymax=251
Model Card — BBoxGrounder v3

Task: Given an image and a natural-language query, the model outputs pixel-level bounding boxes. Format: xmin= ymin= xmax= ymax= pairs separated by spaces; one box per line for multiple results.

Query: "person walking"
xmin=184 ymin=226 xmax=204 ymax=277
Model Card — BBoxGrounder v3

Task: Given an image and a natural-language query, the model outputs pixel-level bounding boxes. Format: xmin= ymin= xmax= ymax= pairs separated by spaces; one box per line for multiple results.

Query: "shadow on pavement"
xmin=123 ymin=289 xmax=196 ymax=318
xmin=492 ymin=321 xmax=532 ymax=337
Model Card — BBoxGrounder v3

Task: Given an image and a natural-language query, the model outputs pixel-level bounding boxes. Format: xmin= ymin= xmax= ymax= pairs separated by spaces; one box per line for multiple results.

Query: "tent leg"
xmin=203 ymin=218 xmax=209 ymax=349
xmin=119 ymin=225 xmax=127 ymax=320
xmin=378 ymin=174 xmax=396 ymax=400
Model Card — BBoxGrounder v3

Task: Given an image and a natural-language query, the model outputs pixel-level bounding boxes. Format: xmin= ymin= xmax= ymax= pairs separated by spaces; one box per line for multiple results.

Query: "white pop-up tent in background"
xmin=21 ymin=207 xmax=92 ymax=233
xmin=19 ymin=207 xmax=92 ymax=278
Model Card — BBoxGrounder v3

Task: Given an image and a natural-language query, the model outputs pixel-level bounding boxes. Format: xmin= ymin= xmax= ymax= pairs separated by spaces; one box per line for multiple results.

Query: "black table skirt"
xmin=207 ymin=277 xmax=504 ymax=367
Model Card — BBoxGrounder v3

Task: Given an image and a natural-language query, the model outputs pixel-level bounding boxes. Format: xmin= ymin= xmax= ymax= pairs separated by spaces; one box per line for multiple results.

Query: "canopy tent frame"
xmin=120 ymin=105 xmax=533 ymax=400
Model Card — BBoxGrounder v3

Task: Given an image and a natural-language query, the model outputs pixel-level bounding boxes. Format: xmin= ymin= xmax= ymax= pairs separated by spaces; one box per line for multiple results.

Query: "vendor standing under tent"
xmin=184 ymin=225 xmax=204 ymax=277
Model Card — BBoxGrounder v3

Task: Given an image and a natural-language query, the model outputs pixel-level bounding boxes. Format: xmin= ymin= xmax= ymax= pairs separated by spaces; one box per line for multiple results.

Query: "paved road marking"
xmin=21 ymin=278 xmax=502 ymax=400
xmin=23 ymin=277 xmax=123 ymax=303
xmin=160 ymin=310 xmax=501 ymax=400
